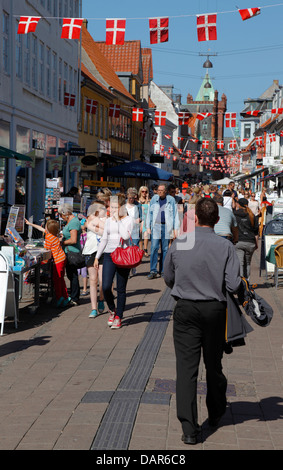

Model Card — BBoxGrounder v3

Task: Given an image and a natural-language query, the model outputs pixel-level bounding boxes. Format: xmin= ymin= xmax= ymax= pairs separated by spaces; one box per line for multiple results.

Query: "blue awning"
xmin=106 ymin=160 xmax=173 ymax=181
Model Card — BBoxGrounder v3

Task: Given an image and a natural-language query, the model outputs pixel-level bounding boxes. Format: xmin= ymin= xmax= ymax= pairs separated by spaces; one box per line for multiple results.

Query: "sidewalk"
xmin=0 ymin=249 xmax=282 ymax=450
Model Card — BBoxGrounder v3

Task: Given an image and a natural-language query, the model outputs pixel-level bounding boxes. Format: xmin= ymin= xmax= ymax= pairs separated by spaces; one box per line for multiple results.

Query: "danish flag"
xmin=225 ymin=112 xmax=237 ymax=128
xmin=109 ymin=104 xmax=121 ymax=118
xmin=229 ymin=139 xmax=237 ymax=149
xmin=132 ymin=108 xmax=143 ymax=122
xmin=61 ymin=18 xmax=83 ymax=39
xmin=140 ymin=128 xmax=146 ymax=138
xmin=151 ymin=131 xmax=158 ymax=141
xmin=18 ymin=16 xmax=41 ymax=34
xmin=269 ymin=133 xmax=276 ymax=142
xmin=196 ymin=14 xmax=217 ymax=42
xmin=202 ymin=140 xmax=209 ymax=149
xmin=256 ymin=136 xmax=263 ymax=146
xmin=64 ymin=93 xmax=76 ymax=106
xmin=149 ymin=17 xmax=169 ymax=44
xmin=196 ymin=112 xmax=212 ymax=121
xmin=239 ymin=8 xmax=261 ymax=21
xmin=217 ymin=140 xmax=224 ymax=149
xmin=155 ymin=111 xmax=166 ymax=126
xmin=178 ymin=112 xmax=190 ymax=125
xmin=86 ymin=99 xmax=98 ymax=114
xmin=271 ymin=108 xmax=283 ymax=115
xmin=106 ymin=19 xmax=126 ymax=45
xmin=168 ymin=147 xmax=174 ymax=154
xmin=246 ymin=110 xmax=261 ymax=116
xmin=186 ymin=150 xmax=191 ymax=157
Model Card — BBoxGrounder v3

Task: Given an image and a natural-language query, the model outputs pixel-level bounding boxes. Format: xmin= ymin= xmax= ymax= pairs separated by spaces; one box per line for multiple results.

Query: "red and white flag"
xmin=202 ymin=140 xmax=209 ymax=149
xmin=256 ymin=136 xmax=263 ymax=146
xmin=271 ymin=108 xmax=283 ymax=115
xmin=196 ymin=112 xmax=212 ymax=120
xmin=186 ymin=150 xmax=191 ymax=157
xmin=109 ymin=104 xmax=121 ymax=118
xmin=132 ymin=108 xmax=143 ymax=122
xmin=140 ymin=128 xmax=146 ymax=138
xmin=86 ymin=99 xmax=98 ymax=114
xmin=246 ymin=110 xmax=261 ymax=116
xmin=239 ymin=8 xmax=261 ymax=21
xmin=269 ymin=133 xmax=276 ymax=142
xmin=18 ymin=16 xmax=41 ymax=34
xmin=61 ymin=18 xmax=83 ymax=39
xmin=151 ymin=131 xmax=158 ymax=141
xmin=106 ymin=19 xmax=126 ymax=45
xmin=225 ymin=112 xmax=237 ymax=128
xmin=178 ymin=112 xmax=190 ymax=125
xmin=280 ymin=131 xmax=283 ymax=137
xmin=217 ymin=140 xmax=224 ymax=149
xmin=64 ymin=93 xmax=76 ymax=106
xmin=164 ymin=134 xmax=171 ymax=139
xmin=160 ymin=145 xmax=165 ymax=152
xmin=155 ymin=111 xmax=166 ymax=126
xmin=149 ymin=17 xmax=169 ymax=44
xmin=190 ymin=138 xmax=199 ymax=143
xmin=168 ymin=147 xmax=174 ymax=154
xmin=229 ymin=139 xmax=237 ymax=149
xmin=196 ymin=14 xmax=217 ymax=42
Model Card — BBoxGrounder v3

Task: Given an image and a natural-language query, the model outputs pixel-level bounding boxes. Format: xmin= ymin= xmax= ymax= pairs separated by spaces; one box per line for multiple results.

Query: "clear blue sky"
xmin=82 ymin=0 xmax=283 ymax=131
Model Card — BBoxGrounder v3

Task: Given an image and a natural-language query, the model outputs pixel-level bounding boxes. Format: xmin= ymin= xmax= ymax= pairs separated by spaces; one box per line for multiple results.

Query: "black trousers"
xmin=173 ymin=298 xmax=227 ymax=436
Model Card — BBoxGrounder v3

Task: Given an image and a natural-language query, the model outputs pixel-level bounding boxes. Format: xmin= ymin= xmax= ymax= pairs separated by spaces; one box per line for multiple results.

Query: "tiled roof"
xmin=81 ymin=62 xmax=112 ymax=95
xmin=82 ymin=25 xmax=135 ymax=102
xmin=96 ymin=40 xmax=143 ymax=78
xmin=141 ymin=48 xmax=153 ymax=85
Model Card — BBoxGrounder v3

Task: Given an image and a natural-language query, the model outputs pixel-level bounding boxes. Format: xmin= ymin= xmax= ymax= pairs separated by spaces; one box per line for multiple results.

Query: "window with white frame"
xmin=244 ymin=123 xmax=251 ymax=140
xmin=31 ymin=35 xmax=38 ymax=90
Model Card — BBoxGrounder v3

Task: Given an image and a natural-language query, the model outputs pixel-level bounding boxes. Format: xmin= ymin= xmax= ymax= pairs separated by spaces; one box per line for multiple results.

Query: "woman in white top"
xmin=222 ymin=189 xmax=235 ymax=211
xmin=83 ymin=202 xmax=106 ymax=318
xmin=94 ymin=194 xmax=134 ymax=329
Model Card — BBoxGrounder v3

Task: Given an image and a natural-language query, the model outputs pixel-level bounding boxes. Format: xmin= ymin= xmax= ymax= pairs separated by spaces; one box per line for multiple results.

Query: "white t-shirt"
xmin=96 ymin=216 xmax=134 ymax=260
xmin=223 ymin=196 xmax=233 ymax=211
xmin=126 ymin=203 xmax=140 ymax=239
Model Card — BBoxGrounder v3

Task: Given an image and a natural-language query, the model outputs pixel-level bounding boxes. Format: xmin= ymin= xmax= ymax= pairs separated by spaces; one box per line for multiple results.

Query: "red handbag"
xmin=111 ymin=237 xmax=144 ymax=268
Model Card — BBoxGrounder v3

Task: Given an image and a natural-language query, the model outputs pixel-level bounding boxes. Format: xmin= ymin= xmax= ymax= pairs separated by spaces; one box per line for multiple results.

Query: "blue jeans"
xmin=102 ymin=253 xmax=131 ymax=319
xmin=150 ymin=224 xmax=169 ymax=274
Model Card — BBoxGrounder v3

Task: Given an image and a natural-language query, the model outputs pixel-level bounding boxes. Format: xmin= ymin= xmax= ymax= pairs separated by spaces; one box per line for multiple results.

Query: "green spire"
xmin=195 ymin=72 xmax=215 ymax=101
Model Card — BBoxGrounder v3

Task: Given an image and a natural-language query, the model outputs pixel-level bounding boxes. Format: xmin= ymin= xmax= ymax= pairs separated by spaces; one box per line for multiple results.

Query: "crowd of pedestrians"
xmin=25 ymin=180 xmax=267 ymax=328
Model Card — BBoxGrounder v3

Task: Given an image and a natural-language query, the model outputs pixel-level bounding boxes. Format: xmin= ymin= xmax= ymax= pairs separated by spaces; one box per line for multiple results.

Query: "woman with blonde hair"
xmin=233 ymin=198 xmax=259 ymax=281
xmin=138 ymin=185 xmax=150 ymax=256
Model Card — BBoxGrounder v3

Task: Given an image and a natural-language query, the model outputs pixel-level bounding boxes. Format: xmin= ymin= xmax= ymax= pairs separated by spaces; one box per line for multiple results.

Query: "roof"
xmin=195 ymin=73 xmax=215 ymax=102
xmin=141 ymin=48 xmax=153 ymax=85
xmin=260 ymin=80 xmax=280 ymax=99
xmin=82 ymin=25 xmax=135 ymax=102
xmin=81 ymin=62 xmax=113 ymax=96
xmin=96 ymin=40 xmax=143 ymax=80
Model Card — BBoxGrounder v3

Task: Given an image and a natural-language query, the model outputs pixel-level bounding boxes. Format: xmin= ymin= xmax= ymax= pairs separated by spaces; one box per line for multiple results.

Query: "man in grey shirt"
xmin=213 ymin=193 xmax=238 ymax=243
xmin=164 ymin=198 xmax=241 ymax=445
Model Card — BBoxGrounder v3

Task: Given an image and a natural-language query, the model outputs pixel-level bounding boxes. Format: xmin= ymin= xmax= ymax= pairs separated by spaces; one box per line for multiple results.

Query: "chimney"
xmin=83 ymin=19 xmax=88 ymax=29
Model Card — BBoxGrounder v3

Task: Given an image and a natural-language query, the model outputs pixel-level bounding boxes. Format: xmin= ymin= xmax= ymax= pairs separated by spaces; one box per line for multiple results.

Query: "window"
xmin=46 ymin=47 xmax=51 ymax=97
xmin=52 ymin=52 xmax=57 ymax=101
xmin=100 ymin=105 xmax=104 ymax=138
xmin=39 ymin=42 xmax=44 ymax=93
xmin=95 ymin=106 xmax=99 ymax=136
xmin=84 ymin=97 xmax=88 ymax=133
xmin=244 ymin=124 xmax=251 ymax=140
xmin=15 ymin=23 xmax=23 ymax=79
xmin=89 ymin=111 xmax=93 ymax=135
xmin=63 ymin=62 xmax=68 ymax=98
xmin=3 ymin=12 xmax=10 ymax=74
xmin=58 ymin=58 xmax=62 ymax=103
xmin=24 ymin=35 xmax=30 ymax=85
xmin=104 ymin=107 xmax=108 ymax=139
xmin=31 ymin=35 xmax=38 ymax=90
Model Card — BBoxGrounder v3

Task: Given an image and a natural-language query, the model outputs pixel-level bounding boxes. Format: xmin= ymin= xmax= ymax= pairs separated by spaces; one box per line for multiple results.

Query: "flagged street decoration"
xmin=238 ymin=8 xmax=261 ymax=21
xmin=196 ymin=14 xmax=217 ymax=42
xmin=106 ymin=18 xmax=126 ymax=45
xmin=61 ymin=18 xmax=83 ymax=39
xmin=149 ymin=17 xmax=169 ymax=44
xmin=18 ymin=16 xmax=41 ymax=34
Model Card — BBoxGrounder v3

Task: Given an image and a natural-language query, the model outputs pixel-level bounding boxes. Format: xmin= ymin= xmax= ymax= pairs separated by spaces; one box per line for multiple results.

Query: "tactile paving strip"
xmin=90 ymin=287 xmax=175 ymax=450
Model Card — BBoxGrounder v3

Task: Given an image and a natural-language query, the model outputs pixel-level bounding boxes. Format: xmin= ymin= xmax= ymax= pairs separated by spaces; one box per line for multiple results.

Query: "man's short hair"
xmin=213 ymin=194 xmax=223 ymax=205
xmin=195 ymin=198 xmax=219 ymax=227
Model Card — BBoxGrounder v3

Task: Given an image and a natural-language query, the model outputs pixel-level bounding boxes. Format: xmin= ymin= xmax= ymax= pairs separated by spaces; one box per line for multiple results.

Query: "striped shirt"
xmin=214 ymin=205 xmax=237 ymax=237
xmin=44 ymin=232 xmax=66 ymax=264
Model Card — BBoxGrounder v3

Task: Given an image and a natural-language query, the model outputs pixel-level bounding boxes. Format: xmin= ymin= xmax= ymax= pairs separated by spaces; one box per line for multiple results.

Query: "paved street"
xmin=0 ymin=249 xmax=282 ymax=451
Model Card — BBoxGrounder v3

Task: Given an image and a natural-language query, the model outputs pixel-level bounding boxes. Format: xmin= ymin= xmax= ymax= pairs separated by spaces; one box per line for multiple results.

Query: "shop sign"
xmin=84 ymin=180 xmax=120 ymax=188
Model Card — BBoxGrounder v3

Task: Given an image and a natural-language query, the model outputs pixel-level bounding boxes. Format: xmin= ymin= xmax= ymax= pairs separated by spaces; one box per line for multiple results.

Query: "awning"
xmin=0 ymin=145 xmax=33 ymax=162
xmin=106 ymin=159 xmax=173 ymax=181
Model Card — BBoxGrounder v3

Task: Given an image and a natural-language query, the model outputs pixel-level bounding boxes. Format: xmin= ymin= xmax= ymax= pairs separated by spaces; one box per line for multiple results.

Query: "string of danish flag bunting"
xmin=16 ymin=4 xmax=283 ymax=43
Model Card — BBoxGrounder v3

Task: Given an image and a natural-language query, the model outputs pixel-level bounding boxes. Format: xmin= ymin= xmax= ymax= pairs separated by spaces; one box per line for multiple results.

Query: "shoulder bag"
xmin=111 ymin=236 xmax=144 ymax=269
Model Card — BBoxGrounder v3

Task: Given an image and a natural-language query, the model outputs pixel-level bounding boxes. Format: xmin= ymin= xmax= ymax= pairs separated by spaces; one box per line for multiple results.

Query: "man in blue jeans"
xmin=146 ymin=184 xmax=180 ymax=279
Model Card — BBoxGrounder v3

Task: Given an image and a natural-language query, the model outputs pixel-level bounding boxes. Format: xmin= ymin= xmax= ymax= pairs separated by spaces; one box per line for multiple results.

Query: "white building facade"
xmin=0 ymin=0 xmax=81 ymax=221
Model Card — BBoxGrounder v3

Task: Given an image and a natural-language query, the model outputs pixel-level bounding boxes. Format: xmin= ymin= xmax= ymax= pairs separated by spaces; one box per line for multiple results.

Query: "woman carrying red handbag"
xmin=94 ymin=194 xmax=134 ymax=329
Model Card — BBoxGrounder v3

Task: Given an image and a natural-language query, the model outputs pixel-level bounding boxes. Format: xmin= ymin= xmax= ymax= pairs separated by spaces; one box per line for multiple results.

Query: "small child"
xmin=25 ymin=218 xmax=70 ymax=307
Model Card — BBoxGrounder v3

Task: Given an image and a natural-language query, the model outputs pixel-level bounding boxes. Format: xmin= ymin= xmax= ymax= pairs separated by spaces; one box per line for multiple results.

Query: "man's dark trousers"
xmin=173 ymin=299 xmax=227 ymax=436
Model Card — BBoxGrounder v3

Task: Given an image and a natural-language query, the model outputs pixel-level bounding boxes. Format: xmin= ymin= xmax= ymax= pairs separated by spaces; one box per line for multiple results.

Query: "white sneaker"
xmin=111 ymin=316 xmax=122 ymax=329
xmin=107 ymin=311 xmax=115 ymax=326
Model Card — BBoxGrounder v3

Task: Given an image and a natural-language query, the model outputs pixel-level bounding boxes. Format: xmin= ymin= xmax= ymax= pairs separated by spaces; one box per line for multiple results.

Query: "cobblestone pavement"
xmin=0 ymin=249 xmax=282 ymax=451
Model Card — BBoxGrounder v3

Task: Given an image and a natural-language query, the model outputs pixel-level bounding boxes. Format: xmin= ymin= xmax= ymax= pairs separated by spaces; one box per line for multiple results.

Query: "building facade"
xmin=0 ymin=0 xmax=80 ymax=222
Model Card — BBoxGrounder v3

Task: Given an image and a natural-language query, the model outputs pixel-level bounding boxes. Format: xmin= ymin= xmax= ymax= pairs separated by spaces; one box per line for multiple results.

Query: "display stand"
xmin=0 ymin=252 xmax=17 ymax=335
xmin=260 ymin=217 xmax=283 ymax=278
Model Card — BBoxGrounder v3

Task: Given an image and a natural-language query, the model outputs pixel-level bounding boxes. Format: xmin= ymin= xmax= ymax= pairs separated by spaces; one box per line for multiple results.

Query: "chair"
xmin=274 ymin=241 xmax=283 ymax=289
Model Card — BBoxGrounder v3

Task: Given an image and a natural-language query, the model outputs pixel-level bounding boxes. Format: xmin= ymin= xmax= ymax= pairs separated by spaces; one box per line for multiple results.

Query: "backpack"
xmin=238 ymin=278 xmax=273 ymax=327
